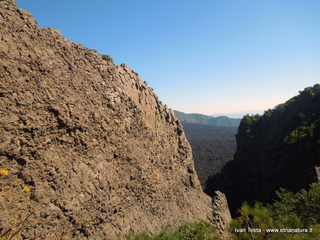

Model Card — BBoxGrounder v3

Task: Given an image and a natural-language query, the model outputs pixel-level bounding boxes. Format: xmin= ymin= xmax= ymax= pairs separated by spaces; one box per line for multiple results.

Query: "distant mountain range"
xmin=174 ymin=110 xmax=241 ymax=127
xmin=211 ymin=110 xmax=264 ymax=118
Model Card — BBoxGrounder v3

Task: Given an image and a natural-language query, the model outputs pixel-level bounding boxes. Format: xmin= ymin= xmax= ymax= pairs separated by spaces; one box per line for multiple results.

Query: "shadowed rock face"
xmin=206 ymin=85 xmax=320 ymax=216
xmin=0 ymin=1 xmax=231 ymax=239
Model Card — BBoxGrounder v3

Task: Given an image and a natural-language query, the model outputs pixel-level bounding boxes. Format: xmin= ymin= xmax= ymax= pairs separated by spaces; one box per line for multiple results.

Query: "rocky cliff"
xmin=205 ymin=84 xmax=320 ymax=216
xmin=0 ymin=1 xmax=231 ymax=239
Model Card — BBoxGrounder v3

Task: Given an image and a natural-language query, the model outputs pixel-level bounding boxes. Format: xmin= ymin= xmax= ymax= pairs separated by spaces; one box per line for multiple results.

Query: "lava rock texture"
xmin=0 ymin=1 xmax=231 ymax=239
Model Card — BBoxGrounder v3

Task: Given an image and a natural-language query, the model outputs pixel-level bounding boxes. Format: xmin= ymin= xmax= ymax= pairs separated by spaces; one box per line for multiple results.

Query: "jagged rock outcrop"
xmin=0 ymin=1 xmax=231 ymax=239
xmin=205 ymin=84 xmax=320 ymax=216
xmin=316 ymin=166 xmax=320 ymax=183
xmin=212 ymin=191 xmax=232 ymax=239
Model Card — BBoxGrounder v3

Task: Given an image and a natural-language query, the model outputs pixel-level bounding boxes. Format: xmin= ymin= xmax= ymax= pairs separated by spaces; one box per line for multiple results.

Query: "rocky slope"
xmin=0 ymin=1 xmax=231 ymax=239
xmin=205 ymin=84 xmax=320 ymax=216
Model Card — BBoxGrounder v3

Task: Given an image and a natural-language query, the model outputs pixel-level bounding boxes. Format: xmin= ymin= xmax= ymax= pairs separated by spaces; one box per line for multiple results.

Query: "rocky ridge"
xmin=205 ymin=85 xmax=320 ymax=216
xmin=0 ymin=1 xmax=231 ymax=239
xmin=174 ymin=110 xmax=241 ymax=127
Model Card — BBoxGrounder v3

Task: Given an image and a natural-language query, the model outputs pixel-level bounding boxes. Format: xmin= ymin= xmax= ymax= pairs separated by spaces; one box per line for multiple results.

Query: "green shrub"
xmin=84 ymin=47 xmax=98 ymax=52
xmin=83 ymin=46 xmax=114 ymax=65
xmin=230 ymin=202 xmax=275 ymax=240
xmin=101 ymin=54 xmax=114 ymax=65
xmin=127 ymin=220 xmax=222 ymax=240
xmin=178 ymin=220 xmax=221 ymax=240
xmin=231 ymin=184 xmax=320 ymax=239
xmin=270 ymin=183 xmax=320 ymax=227
xmin=36 ymin=35 xmax=42 ymax=43
xmin=274 ymin=103 xmax=285 ymax=113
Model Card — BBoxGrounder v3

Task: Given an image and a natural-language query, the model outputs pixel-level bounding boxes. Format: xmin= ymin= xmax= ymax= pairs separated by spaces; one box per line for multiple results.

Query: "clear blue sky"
xmin=17 ymin=0 xmax=320 ymax=117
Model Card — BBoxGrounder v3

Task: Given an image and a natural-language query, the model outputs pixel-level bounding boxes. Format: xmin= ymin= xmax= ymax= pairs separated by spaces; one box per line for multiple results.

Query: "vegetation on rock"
xmin=127 ymin=220 xmax=222 ymax=240
xmin=101 ymin=54 xmax=115 ymax=65
xmin=0 ymin=1 xmax=231 ymax=238
xmin=231 ymin=183 xmax=320 ymax=239
xmin=84 ymin=47 xmax=115 ymax=65
xmin=2 ymin=1 xmax=319 ymax=239
xmin=84 ymin=46 xmax=98 ymax=52
xmin=205 ymin=84 xmax=320 ymax=216
xmin=0 ymin=169 xmax=82 ymax=239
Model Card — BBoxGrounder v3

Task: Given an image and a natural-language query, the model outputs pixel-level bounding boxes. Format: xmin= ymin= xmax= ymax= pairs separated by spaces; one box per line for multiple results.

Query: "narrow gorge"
xmin=205 ymin=85 xmax=320 ymax=216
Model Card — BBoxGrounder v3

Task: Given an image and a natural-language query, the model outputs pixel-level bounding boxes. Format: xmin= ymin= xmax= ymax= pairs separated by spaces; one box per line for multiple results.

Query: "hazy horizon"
xmin=17 ymin=0 xmax=320 ymax=115
xmin=211 ymin=109 xmax=265 ymax=118
xmin=176 ymin=109 xmax=265 ymax=119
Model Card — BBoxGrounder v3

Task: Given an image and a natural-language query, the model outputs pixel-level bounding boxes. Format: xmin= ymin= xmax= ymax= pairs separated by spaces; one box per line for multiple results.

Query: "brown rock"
xmin=0 ymin=1 xmax=231 ymax=239
xmin=316 ymin=166 xmax=320 ymax=183
xmin=212 ymin=191 xmax=232 ymax=239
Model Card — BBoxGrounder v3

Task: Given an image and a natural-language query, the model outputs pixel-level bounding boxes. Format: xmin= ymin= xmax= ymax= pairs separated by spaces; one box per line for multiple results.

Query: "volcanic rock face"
xmin=0 ymin=1 xmax=231 ymax=239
